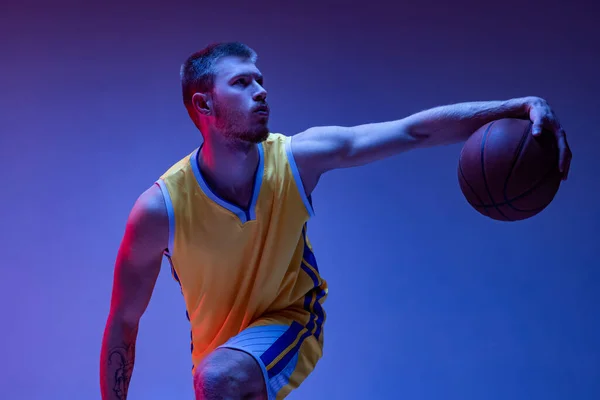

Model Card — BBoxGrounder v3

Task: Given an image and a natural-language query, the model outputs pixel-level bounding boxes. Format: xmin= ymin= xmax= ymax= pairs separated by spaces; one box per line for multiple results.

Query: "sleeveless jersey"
xmin=155 ymin=133 xmax=328 ymax=371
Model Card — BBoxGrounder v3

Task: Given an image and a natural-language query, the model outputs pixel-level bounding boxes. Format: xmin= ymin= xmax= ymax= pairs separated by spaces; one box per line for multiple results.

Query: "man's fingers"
xmin=557 ymin=130 xmax=567 ymax=169
xmin=556 ymin=132 xmax=572 ymax=180
xmin=531 ymin=113 xmax=549 ymax=137
xmin=531 ymin=121 xmax=544 ymax=136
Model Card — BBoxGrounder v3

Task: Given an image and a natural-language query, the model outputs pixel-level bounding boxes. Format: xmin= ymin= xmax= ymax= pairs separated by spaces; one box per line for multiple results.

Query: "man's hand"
xmin=525 ymin=96 xmax=572 ymax=180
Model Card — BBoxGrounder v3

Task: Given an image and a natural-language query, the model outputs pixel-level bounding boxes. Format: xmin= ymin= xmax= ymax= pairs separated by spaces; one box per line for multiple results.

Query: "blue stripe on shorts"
xmin=218 ymin=325 xmax=299 ymax=400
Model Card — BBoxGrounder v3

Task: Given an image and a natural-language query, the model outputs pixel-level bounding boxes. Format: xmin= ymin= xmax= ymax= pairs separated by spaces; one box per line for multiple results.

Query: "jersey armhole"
xmin=284 ymin=135 xmax=315 ymax=217
xmin=154 ymin=178 xmax=176 ymax=257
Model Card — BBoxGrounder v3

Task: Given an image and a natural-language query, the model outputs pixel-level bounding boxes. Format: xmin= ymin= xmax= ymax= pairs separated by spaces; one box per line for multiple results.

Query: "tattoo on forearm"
xmin=108 ymin=342 xmax=135 ymax=399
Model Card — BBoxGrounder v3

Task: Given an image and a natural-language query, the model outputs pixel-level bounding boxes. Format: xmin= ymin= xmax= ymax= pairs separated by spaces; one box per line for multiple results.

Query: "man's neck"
xmin=198 ymin=135 xmax=259 ymax=197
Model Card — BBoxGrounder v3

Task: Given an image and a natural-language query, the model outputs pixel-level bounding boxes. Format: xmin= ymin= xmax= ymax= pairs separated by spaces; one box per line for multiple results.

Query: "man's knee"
xmin=194 ymin=348 xmax=266 ymax=400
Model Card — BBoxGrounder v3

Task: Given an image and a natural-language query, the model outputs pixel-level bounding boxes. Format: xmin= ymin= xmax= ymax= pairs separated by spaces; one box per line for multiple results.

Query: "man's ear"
xmin=192 ymin=92 xmax=212 ymax=116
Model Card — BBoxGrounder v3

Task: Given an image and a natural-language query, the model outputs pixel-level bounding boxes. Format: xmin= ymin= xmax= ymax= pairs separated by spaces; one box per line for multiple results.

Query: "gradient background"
xmin=1 ymin=0 xmax=598 ymax=399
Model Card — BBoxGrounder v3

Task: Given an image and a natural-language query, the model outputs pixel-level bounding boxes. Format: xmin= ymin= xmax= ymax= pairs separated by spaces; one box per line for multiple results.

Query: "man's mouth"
xmin=253 ymin=105 xmax=270 ymax=115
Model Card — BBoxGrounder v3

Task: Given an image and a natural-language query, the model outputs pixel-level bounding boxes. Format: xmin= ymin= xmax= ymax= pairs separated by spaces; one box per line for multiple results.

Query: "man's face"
xmin=210 ymin=56 xmax=270 ymax=143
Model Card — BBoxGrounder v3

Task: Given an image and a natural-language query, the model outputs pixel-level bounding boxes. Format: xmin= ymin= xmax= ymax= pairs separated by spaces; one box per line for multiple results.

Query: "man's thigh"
xmin=216 ymin=322 xmax=324 ymax=400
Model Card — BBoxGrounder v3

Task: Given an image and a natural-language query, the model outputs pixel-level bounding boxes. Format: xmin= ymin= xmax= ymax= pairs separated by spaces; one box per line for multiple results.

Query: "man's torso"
xmin=155 ymin=133 xmax=328 ymax=369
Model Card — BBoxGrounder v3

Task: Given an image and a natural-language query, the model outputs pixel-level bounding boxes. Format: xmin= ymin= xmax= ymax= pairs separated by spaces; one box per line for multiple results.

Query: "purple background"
xmin=1 ymin=0 xmax=598 ymax=399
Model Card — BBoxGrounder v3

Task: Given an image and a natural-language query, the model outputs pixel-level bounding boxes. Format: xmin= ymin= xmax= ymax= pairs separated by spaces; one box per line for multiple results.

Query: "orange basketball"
xmin=458 ymin=118 xmax=562 ymax=221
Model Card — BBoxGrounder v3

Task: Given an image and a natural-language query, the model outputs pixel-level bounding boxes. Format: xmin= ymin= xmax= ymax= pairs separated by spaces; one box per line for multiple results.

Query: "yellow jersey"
xmin=155 ymin=133 xmax=328 ymax=372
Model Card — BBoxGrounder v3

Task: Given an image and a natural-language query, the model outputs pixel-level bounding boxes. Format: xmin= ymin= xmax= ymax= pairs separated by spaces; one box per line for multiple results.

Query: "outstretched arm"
xmin=100 ymin=184 xmax=168 ymax=400
xmin=291 ymin=96 xmax=571 ymax=195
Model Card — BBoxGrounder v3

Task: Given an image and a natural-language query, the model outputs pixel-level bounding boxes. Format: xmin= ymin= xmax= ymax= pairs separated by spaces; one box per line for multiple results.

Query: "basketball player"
xmin=99 ymin=42 xmax=572 ymax=400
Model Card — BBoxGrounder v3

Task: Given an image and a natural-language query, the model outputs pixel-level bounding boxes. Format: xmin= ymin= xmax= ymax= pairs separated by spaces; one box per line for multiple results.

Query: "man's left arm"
xmin=291 ymin=96 xmax=572 ymax=195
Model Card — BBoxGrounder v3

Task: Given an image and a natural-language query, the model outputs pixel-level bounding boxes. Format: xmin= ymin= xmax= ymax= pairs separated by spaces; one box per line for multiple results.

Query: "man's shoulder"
xmin=159 ymin=148 xmax=198 ymax=181
xmin=120 ymin=183 xmax=169 ymax=266
xmin=131 ymin=184 xmax=168 ymax=228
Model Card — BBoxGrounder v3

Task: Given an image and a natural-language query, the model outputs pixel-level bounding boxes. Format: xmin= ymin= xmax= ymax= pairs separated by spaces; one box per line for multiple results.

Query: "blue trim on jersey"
xmin=302 ymin=243 xmax=318 ymax=273
xmin=153 ymin=182 xmax=190 ymax=355
xmin=259 ymin=226 xmax=325 ymax=379
xmin=155 ymin=179 xmax=175 ymax=256
xmin=248 ymin=144 xmax=264 ymax=221
xmin=163 ymin=253 xmax=193 ymax=359
xmin=189 ymin=145 xmax=264 ymax=224
xmin=285 ymin=136 xmax=315 ymax=217
xmin=300 ymin=226 xmax=325 ymax=340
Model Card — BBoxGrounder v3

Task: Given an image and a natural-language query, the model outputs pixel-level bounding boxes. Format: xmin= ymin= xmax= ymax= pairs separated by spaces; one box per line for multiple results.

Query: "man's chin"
xmin=227 ymin=125 xmax=270 ymax=144
xmin=247 ymin=128 xmax=270 ymax=143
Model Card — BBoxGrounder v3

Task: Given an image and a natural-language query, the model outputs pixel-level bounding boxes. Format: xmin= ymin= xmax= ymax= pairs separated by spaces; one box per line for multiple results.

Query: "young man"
xmin=99 ymin=42 xmax=572 ymax=400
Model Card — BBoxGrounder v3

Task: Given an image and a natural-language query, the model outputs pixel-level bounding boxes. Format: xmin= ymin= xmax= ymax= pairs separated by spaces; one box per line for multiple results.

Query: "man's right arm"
xmin=100 ymin=184 xmax=169 ymax=400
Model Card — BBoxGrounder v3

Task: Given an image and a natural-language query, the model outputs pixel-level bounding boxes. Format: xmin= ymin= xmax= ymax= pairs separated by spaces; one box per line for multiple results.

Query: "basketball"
xmin=458 ymin=118 xmax=562 ymax=221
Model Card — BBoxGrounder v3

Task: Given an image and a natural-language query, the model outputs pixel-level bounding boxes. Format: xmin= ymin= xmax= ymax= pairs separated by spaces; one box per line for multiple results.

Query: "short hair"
xmin=180 ymin=42 xmax=257 ymax=124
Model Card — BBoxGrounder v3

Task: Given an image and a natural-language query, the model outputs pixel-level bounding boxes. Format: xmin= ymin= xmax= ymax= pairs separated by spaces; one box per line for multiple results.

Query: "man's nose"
xmin=253 ymin=84 xmax=267 ymax=101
